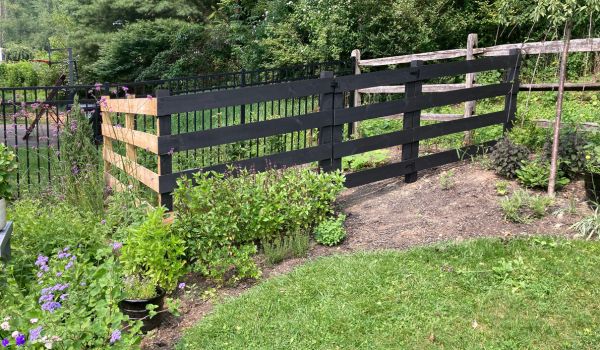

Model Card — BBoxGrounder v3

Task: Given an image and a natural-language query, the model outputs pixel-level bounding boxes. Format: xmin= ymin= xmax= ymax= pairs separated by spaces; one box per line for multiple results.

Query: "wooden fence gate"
xmin=101 ymin=49 xmax=521 ymax=210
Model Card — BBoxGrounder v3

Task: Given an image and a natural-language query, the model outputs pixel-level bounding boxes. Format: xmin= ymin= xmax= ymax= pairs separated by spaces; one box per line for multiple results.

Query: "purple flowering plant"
xmin=0 ymin=246 xmax=146 ymax=349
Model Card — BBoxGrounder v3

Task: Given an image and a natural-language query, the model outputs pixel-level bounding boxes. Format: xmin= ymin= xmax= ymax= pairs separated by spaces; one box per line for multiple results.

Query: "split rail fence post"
xmin=464 ymin=33 xmax=478 ymax=144
xmin=402 ymin=60 xmax=423 ymax=183
xmin=503 ymin=49 xmax=521 ymax=133
xmin=156 ymin=89 xmax=173 ymax=210
xmin=125 ymin=94 xmax=137 ymax=187
xmin=351 ymin=49 xmax=361 ymax=138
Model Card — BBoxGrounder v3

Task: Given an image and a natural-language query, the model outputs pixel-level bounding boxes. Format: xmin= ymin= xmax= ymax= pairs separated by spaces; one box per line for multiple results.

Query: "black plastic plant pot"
xmin=118 ymin=287 xmax=166 ymax=333
xmin=584 ymin=171 xmax=600 ymax=206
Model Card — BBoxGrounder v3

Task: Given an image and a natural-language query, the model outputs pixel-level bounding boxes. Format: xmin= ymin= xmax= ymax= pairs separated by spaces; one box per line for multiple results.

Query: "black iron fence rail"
xmin=0 ymin=59 xmax=353 ymax=189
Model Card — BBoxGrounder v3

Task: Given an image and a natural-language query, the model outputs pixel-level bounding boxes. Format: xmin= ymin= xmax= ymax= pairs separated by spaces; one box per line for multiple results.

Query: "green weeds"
xmin=500 ymin=189 xmax=553 ymax=223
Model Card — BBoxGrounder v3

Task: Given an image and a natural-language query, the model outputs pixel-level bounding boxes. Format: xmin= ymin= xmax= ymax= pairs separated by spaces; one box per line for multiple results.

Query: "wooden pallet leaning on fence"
xmin=100 ymin=90 xmax=174 ymax=210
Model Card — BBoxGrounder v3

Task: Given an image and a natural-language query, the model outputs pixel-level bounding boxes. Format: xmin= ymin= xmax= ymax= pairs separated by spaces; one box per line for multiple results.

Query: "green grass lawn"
xmin=177 ymin=237 xmax=600 ymax=349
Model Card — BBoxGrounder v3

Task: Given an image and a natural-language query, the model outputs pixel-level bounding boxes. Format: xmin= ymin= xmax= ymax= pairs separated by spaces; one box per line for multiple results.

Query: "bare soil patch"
xmin=141 ymin=158 xmax=591 ymax=350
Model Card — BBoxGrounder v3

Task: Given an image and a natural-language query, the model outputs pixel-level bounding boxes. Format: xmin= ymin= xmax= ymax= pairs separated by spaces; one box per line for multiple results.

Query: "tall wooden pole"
xmin=548 ymin=20 xmax=573 ymax=196
xmin=351 ymin=49 xmax=361 ymax=138
xmin=464 ymin=33 xmax=478 ymax=145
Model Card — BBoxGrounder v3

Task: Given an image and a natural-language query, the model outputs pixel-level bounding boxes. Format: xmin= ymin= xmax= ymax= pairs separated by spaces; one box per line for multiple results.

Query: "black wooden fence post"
xmin=402 ymin=60 xmax=423 ymax=183
xmin=318 ymin=71 xmax=344 ymax=172
xmin=503 ymin=48 xmax=521 ymax=133
xmin=156 ymin=89 xmax=173 ymax=211
xmin=241 ymin=69 xmax=246 ymax=125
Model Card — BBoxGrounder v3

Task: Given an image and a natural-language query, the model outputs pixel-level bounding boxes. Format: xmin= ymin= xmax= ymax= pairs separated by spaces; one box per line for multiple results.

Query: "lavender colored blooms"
xmin=1 ymin=337 xmax=8 ymax=347
xmin=110 ymin=241 xmax=123 ymax=249
xmin=178 ymin=283 xmax=186 ymax=289
xmin=101 ymin=220 xmax=106 ymax=224
xmin=65 ymin=261 xmax=74 ymax=270
xmin=41 ymin=301 xmax=61 ymax=312
xmin=81 ymin=282 xmax=86 ymax=286
xmin=56 ymin=272 xmax=62 ymax=277
xmin=110 ymin=329 xmax=121 ymax=343
xmin=15 ymin=334 xmax=25 ymax=346
xmin=29 ymin=326 xmax=42 ymax=341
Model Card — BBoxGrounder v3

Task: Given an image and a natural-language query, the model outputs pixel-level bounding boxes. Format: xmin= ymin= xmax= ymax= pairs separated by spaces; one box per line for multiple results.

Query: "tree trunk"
xmin=548 ymin=20 xmax=573 ymax=196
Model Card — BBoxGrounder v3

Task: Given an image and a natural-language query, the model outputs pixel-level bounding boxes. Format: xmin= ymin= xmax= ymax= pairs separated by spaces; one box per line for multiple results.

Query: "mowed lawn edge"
xmin=177 ymin=237 xmax=600 ymax=350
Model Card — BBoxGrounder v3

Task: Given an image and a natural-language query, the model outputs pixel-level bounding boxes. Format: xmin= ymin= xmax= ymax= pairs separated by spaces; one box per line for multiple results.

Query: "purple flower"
xmin=65 ymin=261 xmax=74 ymax=270
xmin=60 ymin=294 xmax=69 ymax=300
xmin=147 ymin=95 xmax=153 ymax=100
xmin=122 ymin=87 xmax=128 ymax=91
xmin=37 ymin=272 xmax=43 ymax=278
xmin=178 ymin=283 xmax=186 ymax=289
xmin=41 ymin=301 xmax=61 ymax=312
xmin=101 ymin=220 xmax=106 ymax=224
xmin=81 ymin=282 xmax=86 ymax=286
xmin=29 ymin=326 xmax=42 ymax=341
xmin=78 ymin=244 xmax=83 ymax=248
xmin=55 ymin=150 xmax=59 ymax=156
xmin=64 ymin=247 xmax=69 ymax=251
xmin=15 ymin=334 xmax=25 ymax=346
xmin=2 ymin=337 xmax=8 ymax=346
xmin=109 ymin=241 xmax=123 ymax=250
xmin=56 ymin=272 xmax=62 ymax=277
xmin=110 ymin=329 xmax=121 ymax=343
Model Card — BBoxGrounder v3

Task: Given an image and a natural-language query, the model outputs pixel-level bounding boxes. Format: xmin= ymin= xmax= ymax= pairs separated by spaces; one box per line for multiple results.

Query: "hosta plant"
xmin=516 ymin=159 xmax=570 ymax=190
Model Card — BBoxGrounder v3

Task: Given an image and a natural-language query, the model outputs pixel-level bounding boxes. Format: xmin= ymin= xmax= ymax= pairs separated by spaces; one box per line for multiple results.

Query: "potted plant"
xmin=0 ymin=143 xmax=18 ymax=229
xmin=583 ymin=143 xmax=600 ymax=205
xmin=118 ymin=275 xmax=167 ymax=333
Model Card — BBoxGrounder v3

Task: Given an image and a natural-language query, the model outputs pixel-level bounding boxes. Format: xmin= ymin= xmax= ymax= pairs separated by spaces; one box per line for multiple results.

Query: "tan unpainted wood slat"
xmin=357 ymin=84 xmax=483 ymax=94
xmin=101 ymin=124 xmax=159 ymax=154
xmin=103 ymin=148 xmax=160 ymax=192
xmin=351 ymin=49 xmax=362 ymax=136
xmin=125 ymin=95 xmax=138 ymax=178
xmin=382 ymin=113 xmax=463 ymax=121
xmin=100 ymin=95 xmax=158 ymax=116
xmin=102 ymin=106 xmax=114 ymax=174
xmin=464 ymin=33 xmax=478 ymax=145
xmin=520 ymin=83 xmax=600 ymax=91
xmin=533 ymin=119 xmax=599 ymax=131
xmin=104 ymin=171 xmax=128 ymax=192
xmin=359 ymin=38 xmax=600 ymax=66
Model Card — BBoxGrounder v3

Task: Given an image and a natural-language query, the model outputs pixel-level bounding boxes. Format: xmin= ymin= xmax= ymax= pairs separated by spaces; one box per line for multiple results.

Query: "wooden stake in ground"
xmin=464 ymin=33 xmax=478 ymax=145
xmin=548 ymin=20 xmax=573 ymax=196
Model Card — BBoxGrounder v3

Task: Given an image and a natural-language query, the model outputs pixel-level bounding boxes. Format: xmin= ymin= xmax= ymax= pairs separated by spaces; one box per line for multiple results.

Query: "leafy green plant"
xmin=342 ymin=150 xmax=391 ymax=171
xmin=543 ymin=127 xmax=588 ymax=177
xmin=314 ymin=215 xmax=347 ymax=246
xmin=571 ymin=207 xmax=600 ymax=239
xmin=172 ymin=166 xmax=345 ymax=283
xmin=499 ymin=189 xmax=553 ymax=223
xmin=123 ymin=275 xmax=160 ymax=300
xmin=440 ymin=171 xmax=455 ymax=190
xmin=516 ymin=159 xmax=570 ymax=189
xmin=495 ymin=180 xmax=509 ymax=195
xmin=0 ymin=246 xmax=145 ymax=349
xmin=120 ymin=207 xmax=187 ymax=293
xmin=262 ymin=229 xmax=310 ymax=266
xmin=489 ymin=136 xmax=531 ymax=178
xmin=0 ymin=143 xmax=18 ymax=200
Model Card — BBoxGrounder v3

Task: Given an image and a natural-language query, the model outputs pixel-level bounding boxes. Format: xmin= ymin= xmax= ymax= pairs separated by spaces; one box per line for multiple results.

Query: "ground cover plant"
xmin=314 ymin=215 xmax=347 ymax=246
xmin=499 ymin=189 xmax=554 ymax=223
xmin=176 ymin=237 xmax=600 ymax=349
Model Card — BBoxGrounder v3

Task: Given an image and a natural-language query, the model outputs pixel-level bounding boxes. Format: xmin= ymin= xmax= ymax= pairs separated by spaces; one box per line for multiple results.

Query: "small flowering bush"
xmin=0 ymin=142 xmax=18 ymax=200
xmin=0 ymin=246 xmax=145 ymax=349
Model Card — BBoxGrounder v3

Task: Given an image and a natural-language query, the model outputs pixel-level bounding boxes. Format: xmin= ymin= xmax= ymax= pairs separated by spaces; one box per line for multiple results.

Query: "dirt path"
xmin=141 ymin=160 xmax=591 ymax=349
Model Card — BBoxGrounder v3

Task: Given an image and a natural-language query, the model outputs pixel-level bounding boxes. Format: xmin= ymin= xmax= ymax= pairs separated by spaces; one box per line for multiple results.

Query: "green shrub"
xmin=314 ymin=215 xmax=347 ymax=246
xmin=516 ymin=159 xmax=570 ymax=189
xmin=262 ymin=229 xmax=310 ymax=266
xmin=172 ymin=166 xmax=345 ymax=282
xmin=489 ymin=136 xmax=531 ymax=178
xmin=120 ymin=207 xmax=187 ymax=293
xmin=543 ymin=127 xmax=588 ymax=177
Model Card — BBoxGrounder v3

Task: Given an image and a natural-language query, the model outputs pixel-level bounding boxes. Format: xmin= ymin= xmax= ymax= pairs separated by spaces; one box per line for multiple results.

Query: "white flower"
xmin=1 ymin=322 xmax=9 ymax=331
xmin=12 ymin=331 xmax=19 ymax=338
xmin=3 ymin=317 xmax=10 ymax=321
xmin=52 ymin=336 xmax=62 ymax=342
xmin=45 ymin=342 xmax=53 ymax=349
xmin=30 ymin=318 xmax=39 ymax=324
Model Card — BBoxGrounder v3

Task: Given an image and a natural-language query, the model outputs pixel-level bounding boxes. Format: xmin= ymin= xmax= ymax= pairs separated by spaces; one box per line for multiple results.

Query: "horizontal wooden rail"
xmin=155 ymin=56 xmax=519 ymax=115
xmin=344 ymin=140 xmax=497 ymax=188
xmin=359 ymin=38 xmax=600 ymax=66
xmin=158 ymin=111 xmax=330 ymax=153
xmin=520 ymin=83 xmax=600 ymax=91
xmin=158 ymin=145 xmax=332 ymax=193
xmin=382 ymin=113 xmax=464 ymax=121
xmin=334 ymin=110 xmax=508 ymax=158
xmin=101 ymin=125 xmax=159 ymax=154
xmin=533 ymin=119 xmax=599 ymax=131
xmin=103 ymin=96 xmax=158 ymax=116
xmin=103 ymin=148 xmax=160 ymax=192
xmin=335 ymin=82 xmax=516 ymax=125
xmin=358 ymin=84 xmax=483 ymax=94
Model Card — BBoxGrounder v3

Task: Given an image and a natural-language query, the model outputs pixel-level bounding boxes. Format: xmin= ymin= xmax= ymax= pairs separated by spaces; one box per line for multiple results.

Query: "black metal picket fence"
xmin=0 ymin=59 xmax=354 ymax=189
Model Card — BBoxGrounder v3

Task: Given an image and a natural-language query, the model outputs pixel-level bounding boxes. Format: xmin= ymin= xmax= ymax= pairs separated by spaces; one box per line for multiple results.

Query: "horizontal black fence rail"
xmin=0 ymin=59 xmax=353 ymax=190
xmin=121 ymin=49 xmax=520 ymax=208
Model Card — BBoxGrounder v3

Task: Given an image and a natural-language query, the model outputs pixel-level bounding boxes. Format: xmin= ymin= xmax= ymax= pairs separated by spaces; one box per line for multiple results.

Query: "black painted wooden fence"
xmin=146 ymin=49 xmax=521 ymax=202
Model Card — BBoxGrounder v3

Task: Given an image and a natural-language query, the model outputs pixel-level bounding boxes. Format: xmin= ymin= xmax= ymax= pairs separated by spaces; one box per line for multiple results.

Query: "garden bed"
xmin=140 ymin=157 xmax=590 ymax=350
